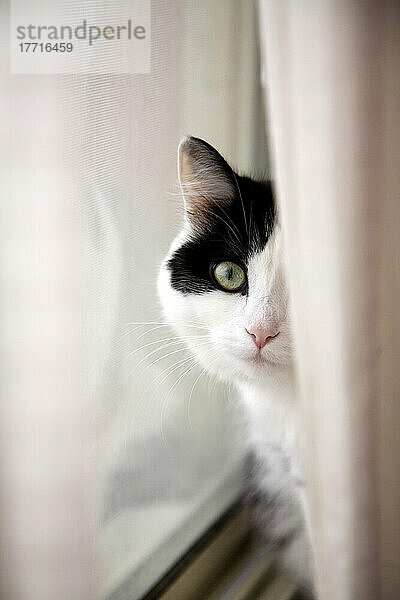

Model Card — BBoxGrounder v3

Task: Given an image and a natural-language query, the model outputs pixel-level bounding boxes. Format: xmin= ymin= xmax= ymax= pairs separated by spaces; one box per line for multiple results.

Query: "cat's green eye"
xmin=212 ymin=261 xmax=246 ymax=292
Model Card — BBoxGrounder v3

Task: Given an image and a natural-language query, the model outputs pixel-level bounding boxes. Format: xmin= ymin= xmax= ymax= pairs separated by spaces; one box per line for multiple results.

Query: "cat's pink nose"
xmin=246 ymin=326 xmax=280 ymax=349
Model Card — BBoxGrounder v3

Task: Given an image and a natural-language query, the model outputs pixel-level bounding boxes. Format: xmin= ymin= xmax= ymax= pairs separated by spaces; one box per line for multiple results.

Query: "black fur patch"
xmin=168 ymin=170 xmax=276 ymax=295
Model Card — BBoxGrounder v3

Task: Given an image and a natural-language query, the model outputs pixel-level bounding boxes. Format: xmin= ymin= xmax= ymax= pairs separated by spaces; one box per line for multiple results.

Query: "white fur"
xmin=158 ymin=223 xmax=312 ymax=591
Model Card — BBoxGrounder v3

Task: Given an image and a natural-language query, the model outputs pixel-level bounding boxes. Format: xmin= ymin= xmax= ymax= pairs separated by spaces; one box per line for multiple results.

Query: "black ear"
xmin=178 ymin=137 xmax=237 ymax=219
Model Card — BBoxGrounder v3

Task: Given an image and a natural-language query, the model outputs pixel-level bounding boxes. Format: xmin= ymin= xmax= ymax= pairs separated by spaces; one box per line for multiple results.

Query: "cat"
xmin=158 ymin=136 xmax=313 ymax=593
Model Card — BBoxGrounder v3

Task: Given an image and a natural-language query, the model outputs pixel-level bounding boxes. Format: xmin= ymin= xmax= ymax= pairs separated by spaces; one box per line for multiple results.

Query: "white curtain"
xmin=258 ymin=1 xmax=400 ymax=598
xmin=0 ymin=8 xmax=97 ymax=600
xmin=90 ymin=2 xmax=267 ymax=597
xmin=1 ymin=1 xmax=268 ymax=599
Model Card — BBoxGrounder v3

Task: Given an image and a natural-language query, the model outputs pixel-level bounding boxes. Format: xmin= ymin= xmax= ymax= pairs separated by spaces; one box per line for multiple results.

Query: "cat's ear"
xmin=178 ymin=137 xmax=237 ymax=218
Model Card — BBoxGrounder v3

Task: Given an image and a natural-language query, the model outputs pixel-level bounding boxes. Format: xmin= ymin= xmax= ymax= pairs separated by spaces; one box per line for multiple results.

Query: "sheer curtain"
xmin=1 ymin=1 xmax=268 ymax=599
xmin=258 ymin=1 xmax=400 ymax=598
xmin=0 ymin=7 xmax=97 ymax=600
xmin=93 ymin=3 xmax=268 ymax=597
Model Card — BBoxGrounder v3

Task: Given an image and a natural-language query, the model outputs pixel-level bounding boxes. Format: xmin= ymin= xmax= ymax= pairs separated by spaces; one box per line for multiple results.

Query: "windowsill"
xmin=103 ymin=457 xmax=246 ymax=600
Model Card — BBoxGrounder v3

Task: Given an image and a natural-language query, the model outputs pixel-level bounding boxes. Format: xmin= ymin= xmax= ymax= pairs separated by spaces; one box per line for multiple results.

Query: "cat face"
xmin=158 ymin=137 xmax=292 ymax=382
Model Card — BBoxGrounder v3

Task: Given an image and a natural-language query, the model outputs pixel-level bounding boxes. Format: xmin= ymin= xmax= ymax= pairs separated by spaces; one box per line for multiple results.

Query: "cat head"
xmin=158 ymin=137 xmax=292 ymax=383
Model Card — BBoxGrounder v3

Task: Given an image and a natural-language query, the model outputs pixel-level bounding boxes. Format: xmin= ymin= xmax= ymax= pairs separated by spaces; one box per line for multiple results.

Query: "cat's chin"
xmin=232 ymin=345 xmax=289 ymax=368
xmin=193 ymin=347 xmax=291 ymax=384
xmin=237 ymin=354 xmax=289 ymax=380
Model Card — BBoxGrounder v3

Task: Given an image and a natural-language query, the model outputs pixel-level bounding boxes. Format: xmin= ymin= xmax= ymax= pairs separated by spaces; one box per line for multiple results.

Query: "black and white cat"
xmin=158 ymin=137 xmax=312 ymax=591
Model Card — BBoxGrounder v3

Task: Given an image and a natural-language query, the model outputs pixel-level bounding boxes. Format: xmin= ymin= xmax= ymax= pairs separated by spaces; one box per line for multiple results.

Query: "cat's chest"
xmin=238 ymin=372 xmax=303 ymax=484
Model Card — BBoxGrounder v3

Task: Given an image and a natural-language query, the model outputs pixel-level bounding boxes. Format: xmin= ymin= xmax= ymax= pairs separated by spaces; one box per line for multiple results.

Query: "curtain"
xmin=0 ymin=6 xmax=97 ymax=600
xmin=1 ymin=1 xmax=268 ymax=599
xmin=258 ymin=1 xmax=400 ymax=599
xmin=91 ymin=2 xmax=268 ymax=597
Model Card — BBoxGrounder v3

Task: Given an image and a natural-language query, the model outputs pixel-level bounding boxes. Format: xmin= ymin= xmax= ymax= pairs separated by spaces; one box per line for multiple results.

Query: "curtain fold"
xmin=0 ymin=19 xmax=97 ymax=600
xmin=258 ymin=1 xmax=400 ymax=598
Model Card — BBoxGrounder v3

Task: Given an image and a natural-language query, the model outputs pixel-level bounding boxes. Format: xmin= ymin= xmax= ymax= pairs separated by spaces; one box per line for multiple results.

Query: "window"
xmin=3 ymin=1 xmax=400 ymax=597
xmin=79 ymin=3 xmax=271 ymax=598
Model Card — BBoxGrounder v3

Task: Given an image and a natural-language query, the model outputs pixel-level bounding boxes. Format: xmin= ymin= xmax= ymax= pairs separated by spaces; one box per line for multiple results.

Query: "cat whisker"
xmin=124 ymin=321 xmax=209 ymax=330
xmin=124 ymin=354 xmax=197 ymax=453
xmin=232 ymin=171 xmax=249 ymax=241
xmin=137 ymin=355 xmax=198 ymax=443
xmin=160 ymin=348 xmax=221 ymax=447
xmin=134 ymin=324 xmax=176 ymax=344
xmin=187 ymin=366 xmax=208 ymax=432
xmin=160 ymin=361 xmax=201 ymax=448
xmin=132 ymin=340 xmax=189 ymax=369
xmin=192 ymin=206 xmax=243 ymax=247
xmin=114 ymin=323 xmax=175 ymax=345
xmin=125 ymin=337 xmax=182 ymax=360
xmin=143 ymin=339 xmax=212 ymax=371
xmin=177 ymin=187 xmax=242 ymax=238
xmin=248 ymin=197 xmax=254 ymax=245
xmin=217 ymin=204 xmax=243 ymax=238
xmin=125 ymin=334 xmax=207 ymax=360
xmin=134 ymin=338 xmax=210 ymax=371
